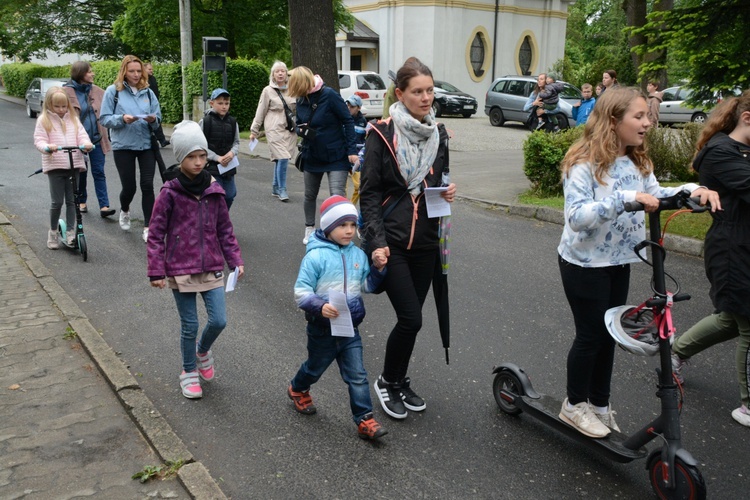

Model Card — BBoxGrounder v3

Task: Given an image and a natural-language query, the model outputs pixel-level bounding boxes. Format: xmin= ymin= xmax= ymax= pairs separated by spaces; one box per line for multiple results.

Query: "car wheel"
xmin=489 ymin=108 xmax=505 ymax=127
xmin=691 ymin=112 xmax=707 ymax=124
xmin=26 ymin=101 xmax=37 ymax=118
xmin=556 ymin=115 xmax=570 ymax=129
xmin=432 ymin=101 xmax=442 ymax=117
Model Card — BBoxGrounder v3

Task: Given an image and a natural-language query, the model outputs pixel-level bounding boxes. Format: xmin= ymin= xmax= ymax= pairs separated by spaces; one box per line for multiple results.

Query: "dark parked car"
xmin=484 ymin=75 xmax=581 ymax=129
xmin=25 ymin=78 xmax=68 ymax=118
xmin=432 ymin=80 xmax=478 ymax=118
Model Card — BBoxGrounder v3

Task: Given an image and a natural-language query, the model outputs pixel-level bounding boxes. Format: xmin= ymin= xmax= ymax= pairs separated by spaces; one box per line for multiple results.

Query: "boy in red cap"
xmin=289 ymin=195 xmax=389 ymax=439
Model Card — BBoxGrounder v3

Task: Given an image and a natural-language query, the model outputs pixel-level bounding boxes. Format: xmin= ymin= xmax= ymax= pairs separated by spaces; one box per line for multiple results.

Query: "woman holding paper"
xmin=100 ymin=54 xmax=162 ymax=242
xmin=359 ymin=57 xmax=456 ymax=420
xmin=250 ymin=61 xmax=297 ymax=202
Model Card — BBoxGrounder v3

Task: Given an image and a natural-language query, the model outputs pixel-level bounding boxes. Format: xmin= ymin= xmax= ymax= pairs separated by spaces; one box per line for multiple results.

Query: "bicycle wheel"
xmin=78 ymin=234 xmax=87 ymax=262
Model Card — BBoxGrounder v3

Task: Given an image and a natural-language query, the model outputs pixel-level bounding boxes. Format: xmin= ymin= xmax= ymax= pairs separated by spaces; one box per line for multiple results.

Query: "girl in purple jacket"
xmin=147 ymin=121 xmax=244 ymax=399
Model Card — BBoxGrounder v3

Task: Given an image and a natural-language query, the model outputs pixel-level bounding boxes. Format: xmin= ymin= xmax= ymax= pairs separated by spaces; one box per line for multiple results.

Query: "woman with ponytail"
xmin=671 ymin=90 xmax=750 ymax=428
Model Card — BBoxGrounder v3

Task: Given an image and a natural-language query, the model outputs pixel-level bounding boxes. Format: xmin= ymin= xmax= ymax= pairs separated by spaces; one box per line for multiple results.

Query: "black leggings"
xmin=113 ymin=149 xmax=156 ymax=226
xmin=559 ymin=255 xmax=630 ymax=407
xmin=381 ymin=246 xmax=436 ymax=382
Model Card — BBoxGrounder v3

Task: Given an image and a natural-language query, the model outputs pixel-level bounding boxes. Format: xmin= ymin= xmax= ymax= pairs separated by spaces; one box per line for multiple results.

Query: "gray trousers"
xmin=48 ymin=170 xmax=76 ymax=231
xmin=303 ymin=170 xmax=348 ymax=227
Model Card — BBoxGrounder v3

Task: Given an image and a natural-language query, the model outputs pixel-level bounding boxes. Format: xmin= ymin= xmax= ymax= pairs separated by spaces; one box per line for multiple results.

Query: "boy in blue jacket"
xmin=289 ymin=195 xmax=388 ymax=440
xmin=572 ymin=83 xmax=596 ymax=127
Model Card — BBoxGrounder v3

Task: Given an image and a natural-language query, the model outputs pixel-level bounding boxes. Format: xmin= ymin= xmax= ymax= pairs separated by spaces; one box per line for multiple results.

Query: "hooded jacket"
xmin=63 ymin=80 xmax=112 ymax=154
xmin=33 ymin=111 xmax=91 ymax=173
xmin=147 ymin=178 xmax=243 ymax=279
xmin=294 ymin=230 xmax=385 ymax=328
xmin=693 ymin=132 xmax=750 ymax=317
xmin=100 ymin=83 xmax=161 ymax=151
xmin=359 ymin=119 xmax=450 ymax=252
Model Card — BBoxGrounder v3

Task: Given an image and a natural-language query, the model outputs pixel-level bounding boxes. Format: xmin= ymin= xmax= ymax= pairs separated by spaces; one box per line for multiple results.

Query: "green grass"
xmin=518 ymin=188 xmax=711 ymax=240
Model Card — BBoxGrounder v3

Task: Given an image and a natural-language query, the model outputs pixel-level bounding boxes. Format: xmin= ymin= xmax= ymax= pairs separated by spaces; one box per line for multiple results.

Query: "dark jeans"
xmin=291 ymin=323 xmax=373 ymax=423
xmin=381 ymin=246 xmax=437 ymax=382
xmin=214 ymin=175 xmax=237 ymax=210
xmin=559 ymin=255 xmax=630 ymax=407
xmin=113 ymin=149 xmax=156 ymax=226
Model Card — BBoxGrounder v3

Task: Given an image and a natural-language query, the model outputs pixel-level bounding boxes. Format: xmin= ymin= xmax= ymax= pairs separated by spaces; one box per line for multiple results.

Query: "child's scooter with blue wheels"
xmin=492 ymin=191 xmax=708 ymax=499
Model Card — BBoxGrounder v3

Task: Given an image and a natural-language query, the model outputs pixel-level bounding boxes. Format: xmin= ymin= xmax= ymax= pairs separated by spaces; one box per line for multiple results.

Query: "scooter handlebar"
xmin=623 ymin=190 xmax=710 ymax=213
xmin=44 ymin=145 xmax=96 ymax=153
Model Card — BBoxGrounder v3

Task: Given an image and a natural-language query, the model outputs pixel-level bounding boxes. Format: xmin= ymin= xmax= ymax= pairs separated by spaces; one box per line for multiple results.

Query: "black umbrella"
xmin=433 ymin=245 xmax=450 ymax=365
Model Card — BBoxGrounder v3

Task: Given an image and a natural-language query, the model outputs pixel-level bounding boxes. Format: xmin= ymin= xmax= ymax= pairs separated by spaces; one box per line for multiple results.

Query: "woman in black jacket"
xmin=287 ymin=66 xmax=358 ymax=244
xmin=671 ymin=90 xmax=750 ymax=428
xmin=360 ymin=57 xmax=456 ymax=420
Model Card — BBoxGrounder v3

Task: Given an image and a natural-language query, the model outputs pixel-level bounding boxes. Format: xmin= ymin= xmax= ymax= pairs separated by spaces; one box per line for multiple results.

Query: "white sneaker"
xmin=731 ymin=405 xmax=750 ymax=427
xmin=593 ymin=405 xmax=621 ymax=433
xmin=559 ymin=398 xmax=611 ymax=438
xmin=671 ymin=352 xmax=689 ymax=384
xmin=303 ymin=226 xmax=315 ymax=245
xmin=47 ymin=229 xmax=59 ymax=249
xmin=142 ymin=227 xmax=149 ymax=243
xmin=119 ymin=210 xmax=131 ymax=231
xmin=65 ymin=229 xmax=76 ymax=246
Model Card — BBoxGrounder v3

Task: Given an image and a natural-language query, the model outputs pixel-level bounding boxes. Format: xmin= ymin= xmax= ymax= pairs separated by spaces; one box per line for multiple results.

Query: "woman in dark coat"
xmin=287 ymin=66 xmax=358 ymax=245
xmin=671 ymin=90 xmax=750 ymax=428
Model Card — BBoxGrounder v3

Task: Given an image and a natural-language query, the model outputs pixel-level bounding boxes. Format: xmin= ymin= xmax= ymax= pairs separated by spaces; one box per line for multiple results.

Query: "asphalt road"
xmin=1 ymin=99 xmax=745 ymax=499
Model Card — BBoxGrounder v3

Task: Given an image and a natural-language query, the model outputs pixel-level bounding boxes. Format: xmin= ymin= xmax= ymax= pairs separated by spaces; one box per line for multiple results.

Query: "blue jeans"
xmin=78 ymin=147 xmax=110 ymax=208
xmin=273 ymin=159 xmax=288 ymax=192
xmin=172 ymin=287 xmax=227 ymax=372
xmin=291 ymin=323 xmax=373 ymax=423
xmin=214 ymin=175 xmax=237 ymax=210
xmin=303 ymin=170 xmax=348 ymax=226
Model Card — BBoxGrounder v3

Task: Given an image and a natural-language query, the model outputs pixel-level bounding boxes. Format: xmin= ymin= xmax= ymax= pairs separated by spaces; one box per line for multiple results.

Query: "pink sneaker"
xmin=179 ymin=371 xmax=202 ymax=399
xmin=196 ymin=349 xmax=215 ymax=381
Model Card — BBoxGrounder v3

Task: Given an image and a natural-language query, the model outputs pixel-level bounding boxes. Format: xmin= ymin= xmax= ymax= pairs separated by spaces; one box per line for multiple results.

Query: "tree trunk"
xmin=623 ymin=0 xmax=647 ymax=89
xmin=287 ymin=0 xmax=339 ymax=91
xmin=651 ymin=0 xmax=672 ymax=90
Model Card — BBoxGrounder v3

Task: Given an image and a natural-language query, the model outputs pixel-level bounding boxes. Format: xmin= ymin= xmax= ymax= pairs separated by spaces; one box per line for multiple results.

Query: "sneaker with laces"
xmin=593 ymin=405 xmax=621 ymax=433
xmin=302 ymin=226 xmax=315 ymax=245
xmin=731 ymin=405 xmax=750 ymax=427
xmin=374 ymin=376 xmax=407 ymax=419
xmin=196 ymin=349 xmax=215 ymax=381
xmin=119 ymin=210 xmax=131 ymax=231
xmin=536 ymin=119 xmax=545 ymax=130
xmin=272 ymin=186 xmax=279 ymax=198
xmin=180 ymin=371 xmax=202 ymax=399
xmin=357 ymin=413 xmax=388 ymax=440
xmin=142 ymin=227 xmax=149 ymax=243
xmin=66 ymin=229 xmax=76 ymax=246
xmin=47 ymin=229 xmax=59 ymax=249
xmin=671 ymin=352 xmax=689 ymax=384
xmin=559 ymin=398 xmax=610 ymax=438
xmin=278 ymin=188 xmax=289 ymax=202
xmin=288 ymin=385 xmax=316 ymax=415
xmin=399 ymin=377 xmax=426 ymax=411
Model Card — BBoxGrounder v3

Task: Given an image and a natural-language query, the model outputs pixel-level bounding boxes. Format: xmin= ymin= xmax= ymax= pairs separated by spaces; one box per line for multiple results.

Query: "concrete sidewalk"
xmin=0 ymin=212 xmax=225 ymax=499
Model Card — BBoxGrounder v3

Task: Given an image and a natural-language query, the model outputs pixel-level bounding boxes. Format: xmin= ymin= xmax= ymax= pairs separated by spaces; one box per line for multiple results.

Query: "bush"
xmin=646 ymin=123 xmax=702 ymax=182
xmin=523 ymin=127 xmax=584 ymax=196
xmin=0 ymin=63 xmax=67 ymax=95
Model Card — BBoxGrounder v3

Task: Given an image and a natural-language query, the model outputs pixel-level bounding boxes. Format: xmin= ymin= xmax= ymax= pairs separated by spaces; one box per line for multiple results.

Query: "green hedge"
xmin=522 ymin=124 xmax=703 ymax=196
xmin=1 ymin=59 xmax=269 ymax=129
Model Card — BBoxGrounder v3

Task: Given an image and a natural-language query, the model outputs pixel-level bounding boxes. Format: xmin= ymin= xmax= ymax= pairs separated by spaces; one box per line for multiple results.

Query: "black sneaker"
xmin=399 ymin=377 xmax=426 ymax=411
xmin=374 ymin=376 xmax=407 ymax=419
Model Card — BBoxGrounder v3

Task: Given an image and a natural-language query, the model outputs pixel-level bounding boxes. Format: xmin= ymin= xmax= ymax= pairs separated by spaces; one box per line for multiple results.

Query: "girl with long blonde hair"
xmin=556 ymin=87 xmax=720 ymax=438
xmin=33 ymin=87 xmax=93 ymax=249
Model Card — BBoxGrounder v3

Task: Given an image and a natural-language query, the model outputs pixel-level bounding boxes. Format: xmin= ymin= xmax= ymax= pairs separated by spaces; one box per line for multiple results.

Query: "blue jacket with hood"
xmin=100 ymin=82 xmax=161 ymax=151
xmin=294 ymin=229 xmax=386 ymax=328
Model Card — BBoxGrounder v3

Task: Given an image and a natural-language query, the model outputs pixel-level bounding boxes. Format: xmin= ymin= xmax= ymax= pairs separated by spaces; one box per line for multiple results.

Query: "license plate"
xmin=370 ymin=100 xmax=383 ymax=106
xmin=463 ymin=105 xmax=474 ymax=109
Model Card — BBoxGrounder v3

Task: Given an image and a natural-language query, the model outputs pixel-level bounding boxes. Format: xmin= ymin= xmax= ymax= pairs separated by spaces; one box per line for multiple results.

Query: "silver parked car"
xmin=484 ymin=75 xmax=581 ymax=129
xmin=25 ymin=78 xmax=68 ymax=118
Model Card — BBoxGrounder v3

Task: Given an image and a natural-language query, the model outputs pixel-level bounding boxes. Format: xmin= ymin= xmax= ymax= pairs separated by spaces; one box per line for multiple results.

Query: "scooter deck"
xmin=518 ymin=394 xmax=648 ymax=463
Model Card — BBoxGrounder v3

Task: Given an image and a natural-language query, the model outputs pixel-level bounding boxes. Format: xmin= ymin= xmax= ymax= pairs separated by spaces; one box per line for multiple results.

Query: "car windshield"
xmin=356 ymin=74 xmax=385 ymax=91
xmin=436 ymin=81 xmax=460 ymax=92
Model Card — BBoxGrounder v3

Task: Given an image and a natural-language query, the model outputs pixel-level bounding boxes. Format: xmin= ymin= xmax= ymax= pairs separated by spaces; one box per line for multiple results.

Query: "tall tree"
xmin=287 ymin=0 xmax=339 ymax=91
xmin=622 ymin=0 xmax=647 ymax=89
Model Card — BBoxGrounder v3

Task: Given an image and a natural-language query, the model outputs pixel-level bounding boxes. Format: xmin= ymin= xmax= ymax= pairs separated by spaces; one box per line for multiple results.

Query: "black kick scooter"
xmin=492 ymin=191 xmax=707 ymax=499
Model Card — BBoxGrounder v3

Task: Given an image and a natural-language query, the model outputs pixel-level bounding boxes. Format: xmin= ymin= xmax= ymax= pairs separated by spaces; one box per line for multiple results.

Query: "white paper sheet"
xmin=424 ymin=187 xmax=451 ymax=218
xmin=328 ymin=290 xmax=354 ymax=337
xmin=218 ymin=155 xmax=239 ymax=175
xmin=225 ymin=267 xmax=239 ymax=292
xmin=248 ymin=138 xmax=259 ymax=152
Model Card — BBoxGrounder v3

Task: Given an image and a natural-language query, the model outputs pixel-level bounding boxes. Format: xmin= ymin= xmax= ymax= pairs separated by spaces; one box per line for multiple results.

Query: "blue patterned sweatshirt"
xmin=558 ymin=156 xmax=698 ymax=267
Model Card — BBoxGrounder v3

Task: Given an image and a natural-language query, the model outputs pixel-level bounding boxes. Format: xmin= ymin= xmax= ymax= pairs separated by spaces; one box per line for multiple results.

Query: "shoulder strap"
xmin=273 ymin=88 xmax=293 ymax=114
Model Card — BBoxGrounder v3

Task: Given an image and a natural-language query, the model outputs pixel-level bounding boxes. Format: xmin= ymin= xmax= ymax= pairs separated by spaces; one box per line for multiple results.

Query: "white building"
xmin=337 ymin=0 xmax=574 ymax=110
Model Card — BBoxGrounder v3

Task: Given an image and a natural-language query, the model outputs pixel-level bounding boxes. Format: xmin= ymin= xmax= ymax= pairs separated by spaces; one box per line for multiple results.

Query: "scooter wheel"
xmin=78 ymin=235 xmax=87 ymax=262
xmin=58 ymin=219 xmax=67 ymax=239
xmin=493 ymin=371 xmax=524 ymax=415
xmin=647 ymin=453 xmax=706 ymax=499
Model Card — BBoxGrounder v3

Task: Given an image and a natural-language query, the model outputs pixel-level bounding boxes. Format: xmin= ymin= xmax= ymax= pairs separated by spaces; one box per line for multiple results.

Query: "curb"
xmin=0 ymin=211 xmax=226 ymax=500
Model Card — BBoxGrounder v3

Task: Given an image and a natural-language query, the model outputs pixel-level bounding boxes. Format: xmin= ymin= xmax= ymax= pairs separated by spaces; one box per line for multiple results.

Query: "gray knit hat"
xmin=171 ymin=120 xmax=208 ymax=164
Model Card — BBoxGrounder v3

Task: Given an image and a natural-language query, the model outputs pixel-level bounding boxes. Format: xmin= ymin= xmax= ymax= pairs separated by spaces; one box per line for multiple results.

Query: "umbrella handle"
xmin=445 ymin=348 xmax=450 ymax=365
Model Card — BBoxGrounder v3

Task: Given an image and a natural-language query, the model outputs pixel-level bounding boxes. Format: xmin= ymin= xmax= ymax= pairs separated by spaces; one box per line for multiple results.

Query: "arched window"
xmin=519 ymin=36 xmax=532 ymax=76
xmin=470 ymin=33 xmax=485 ymax=77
